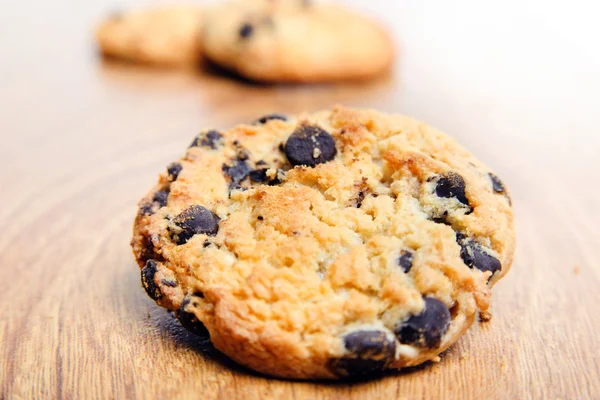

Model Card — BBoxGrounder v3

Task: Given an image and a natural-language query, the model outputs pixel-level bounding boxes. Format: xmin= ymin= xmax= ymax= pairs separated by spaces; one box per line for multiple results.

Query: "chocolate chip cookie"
xmin=131 ymin=106 xmax=515 ymax=379
xmin=96 ymin=6 xmax=203 ymax=67
xmin=202 ymin=0 xmax=394 ymax=82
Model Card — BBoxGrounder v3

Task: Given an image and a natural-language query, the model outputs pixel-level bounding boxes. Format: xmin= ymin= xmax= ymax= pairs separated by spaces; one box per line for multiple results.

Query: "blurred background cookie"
xmin=203 ymin=0 xmax=394 ymax=82
xmin=96 ymin=6 xmax=204 ymax=67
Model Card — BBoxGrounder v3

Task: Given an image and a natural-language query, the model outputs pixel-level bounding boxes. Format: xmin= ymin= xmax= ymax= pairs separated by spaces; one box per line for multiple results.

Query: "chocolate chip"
xmin=140 ymin=189 xmax=171 ymax=216
xmin=395 ymin=297 xmax=451 ymax=348
xmin=178 ymin=296 xmax=209 ymax=336
xmin=284 ymin=125 xmax=336 ymax=167
xmin=398 ymin=251 xmax=414 ymax=273
xmin=172 ymin=205 xmax=220 ymax=245
xmin=141 ymin=260 xmax=162 ymax=301
xmin=161 ymin=279 xmax=177 ymax=287
xmin=331 ymin=330 xmax=396 ymax=377
xmin=254 ymin=114 xmax=288 ymax=124
xmin=268 ymin=169 xmax=284 ymax=186
xmin=189 ymin=130 xmax=223 ymax=149
xmin=153 ymin=190 xmax=169 ymax=208
xmin=222 ymin=160 xmax=252 ymax=188
xmin=356 ymin=191 xmax=366 ymax=208
xmin=249 ymin=168 xmax=268 ymax=183
xmin=167 ymin=162 xmax=183 ymax=182
xmin=136 ymin=234 xmax=164 ymax=265
xmin=488 ymin=173 xmax=505 ymax=193
xmin=435 ymin=173 xmax=469 ymax=206
xmin=139 ymin=204 xmax=154 ymax=216
xmin=489 ymin=173 xmax=512 ymax=205
xmin=239 ymin=23 xmax=254 ymax=39
xmin=456 ymin=233 xmax=501 ymax=279
xmin=189 ymin=136 xmax=201 ymax=148
xmin=432 ymin=216 xmax=452 ymax=225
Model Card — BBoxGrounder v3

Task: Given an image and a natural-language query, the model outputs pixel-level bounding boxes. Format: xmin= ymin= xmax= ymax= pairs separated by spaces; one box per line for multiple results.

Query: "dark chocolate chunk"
xmin=141 ymin=260 xmax=162 ymax=301
xmin=331 ymin=330 xmax=396 ymax=377
xmin=139 ymin=203 xmax=154 ymax=216
xmin=356 ymin=190 xmax=367 ymax=208
xmin=161 ymin=279 xmax=177 ymax=287
xmin=249 ymin=168 xmax=268 ymax=183
xmin=395 ymin=297 xmax=451 ymax=348
xmin=489 ymin=173 xmax=512 ymax=205
xmin=136 ymin=234 xmax=164 ymax=265
xmin=268 ymin=169 xmax=284 ymax=186
xmin=140 ymin=189 xmax=170 ymax=216
xmin=189 ymin=135 xmax=201 ymax=148
xmin=172 ymin=205 xmax=220 ymax=245
xmin=254 ymin=114 xmax=288 ymax=125
xmin=284 ymin=125 xmax=336 ymax=167
xmin=223 ymin=160 xmax=252 ymax=189
xmin=488 ymin=173 xmax=505 ymax=193
xmin=167 ymin=162 xmax=183 ymax=182
xmin=239 ymin=23 xmax=254 ymax=39
xmin=178 ymin=296 xmax=209 ymax=336
xmin=189 ymin=130 xmax=223 ymax=149
xmin=153 ymin=190 xmax=169 ymax=208
xmin=456 ymin=233 xmax=502 ymax=280
xmin=432 ymin=216 xmax=452 ymax=225
xmin=435 ymin=173 xmax=469 ymax=206
xmin=398 ymin=251 xmax=414 ymax=273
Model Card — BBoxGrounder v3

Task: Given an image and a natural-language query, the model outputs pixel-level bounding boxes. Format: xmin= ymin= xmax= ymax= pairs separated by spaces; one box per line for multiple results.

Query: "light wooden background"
xmin=1 ymin=0 xmax=599 ymax=399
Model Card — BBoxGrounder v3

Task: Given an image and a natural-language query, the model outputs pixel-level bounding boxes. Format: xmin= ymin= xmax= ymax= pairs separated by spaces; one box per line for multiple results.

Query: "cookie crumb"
xmin=460 ymin=352 xmax=468 ymax=360
xmin=480 ymin=310 xmax=492 ymax=322
xmin=431 ymin=356 xmax=441 ymax=363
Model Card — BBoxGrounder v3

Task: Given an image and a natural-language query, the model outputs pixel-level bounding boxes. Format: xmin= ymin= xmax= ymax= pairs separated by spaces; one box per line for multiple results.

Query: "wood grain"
xmin=1 ymin=1 xmax=599 ymax=399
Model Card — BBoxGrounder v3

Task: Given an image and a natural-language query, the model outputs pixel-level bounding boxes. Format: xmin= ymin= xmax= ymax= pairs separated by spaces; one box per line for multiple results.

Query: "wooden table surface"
xmin=1 ymin=1 xmax=599 ymax=399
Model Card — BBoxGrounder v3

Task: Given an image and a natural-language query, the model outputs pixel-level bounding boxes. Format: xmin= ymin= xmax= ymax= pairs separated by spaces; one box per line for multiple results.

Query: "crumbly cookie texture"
xmin=131 ymin=106 xmax=515 ymax=379
xmin=96 ymin=6 xmax=203 ymax=67
xmin=202 ymin=0 xmax=394 ymax=82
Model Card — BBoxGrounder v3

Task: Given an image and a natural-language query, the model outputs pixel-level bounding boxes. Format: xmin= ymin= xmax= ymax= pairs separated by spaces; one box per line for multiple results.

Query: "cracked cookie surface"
xmin=131 ymin=106 xmax=515 ymax=379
